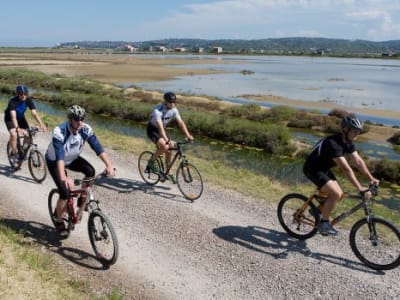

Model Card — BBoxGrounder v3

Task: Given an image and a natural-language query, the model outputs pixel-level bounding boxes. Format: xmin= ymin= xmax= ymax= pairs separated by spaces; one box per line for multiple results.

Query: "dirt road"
xmin=0 ymin=123 xmax=399 ymax=299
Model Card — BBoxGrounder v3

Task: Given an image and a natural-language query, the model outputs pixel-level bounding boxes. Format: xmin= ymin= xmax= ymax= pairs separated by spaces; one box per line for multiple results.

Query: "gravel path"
xmin=0 ymin=122 xmax=399 ymax=299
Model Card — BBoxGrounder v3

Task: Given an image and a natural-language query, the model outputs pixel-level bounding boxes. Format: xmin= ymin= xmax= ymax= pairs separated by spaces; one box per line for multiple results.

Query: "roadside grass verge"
xmin=0 ymin=221 xmax=121 ymax=300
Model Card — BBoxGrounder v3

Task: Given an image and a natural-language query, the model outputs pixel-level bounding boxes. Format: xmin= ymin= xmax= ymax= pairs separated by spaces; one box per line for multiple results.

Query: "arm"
xmin=156 ymin=119 xmax=169 ymax=142
xmin=176 ymin=118 xmax=193 ymax=140
xmin=333 ymin=156 xmax=365 ymax=192
xmin=99 ymin=152 xmax=115 ymax=177
xmin=349 ymin=151 xmax=379 ymax=184
xmin=10 ymin=110 xmax=19 ymax=129
xmin=30 ymin=109 xmax=47 ymax=131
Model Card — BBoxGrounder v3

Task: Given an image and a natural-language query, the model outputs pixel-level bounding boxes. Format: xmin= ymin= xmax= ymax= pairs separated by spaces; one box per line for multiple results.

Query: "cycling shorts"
xmin=4 ymin=117 xmax=29 ymax=131
xmin=46 ymin=156 xmax=95 ymax=200
xmin=146 ymin=123 xmax=169 ymax=144
xmin=303 ymin=169 xmax=337 ymax=189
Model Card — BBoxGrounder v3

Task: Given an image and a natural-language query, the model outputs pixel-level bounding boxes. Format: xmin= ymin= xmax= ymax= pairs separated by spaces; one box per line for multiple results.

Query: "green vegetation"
xmin=0 ymin=222 xmax=122 ymax=299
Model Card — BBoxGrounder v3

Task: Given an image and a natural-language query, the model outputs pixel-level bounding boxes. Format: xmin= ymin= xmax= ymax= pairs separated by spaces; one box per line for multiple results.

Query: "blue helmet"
xmin=16 ymin=85 xmax=29 ymax=95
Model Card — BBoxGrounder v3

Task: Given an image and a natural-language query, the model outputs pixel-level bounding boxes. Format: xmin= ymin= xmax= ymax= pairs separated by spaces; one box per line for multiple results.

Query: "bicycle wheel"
xmin=28 ymin=149 xmax=47 ymax=183
xmin=88 ymin=209 xmax=119 ymax=266
xmin=350 ymin=217 xmax=400 ymax=270
xmin=176 ymin=161 xmax=203 ymax=201
xmin=138 ymin=150 xmax=160 ymax=185
xmin=48 ymin=189 xmax=72 ymax=237
xmin=277 ymin=193 xmax=319 ymax=240
xmin=6 ymin=141 xmax=23 ymax=170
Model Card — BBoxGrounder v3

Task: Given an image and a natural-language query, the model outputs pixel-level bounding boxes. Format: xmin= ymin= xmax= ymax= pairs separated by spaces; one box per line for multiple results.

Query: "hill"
xmin=59 ymin=37 xmax=400 ymax=56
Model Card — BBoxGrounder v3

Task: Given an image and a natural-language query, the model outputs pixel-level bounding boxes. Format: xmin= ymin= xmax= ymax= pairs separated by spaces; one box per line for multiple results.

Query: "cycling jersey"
xmin=4 ymin=96 xmax=36 ymax=123
xmin=148 ymin=103 xmax=181 ymax=128
xmin=45 ymin=121 xmax=104 ymax=166
xmin=303 ymin=133 xmax=356 ymax=173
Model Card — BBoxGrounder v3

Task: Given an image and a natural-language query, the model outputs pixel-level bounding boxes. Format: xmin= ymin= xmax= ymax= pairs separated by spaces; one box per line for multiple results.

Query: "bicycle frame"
xmin=16 ymin=127 xmax=41 ymax=159
xmin=305 ymin=191 xmax=374 ymax=227
xmin=156 ymin=142 xmax=187 ymax=177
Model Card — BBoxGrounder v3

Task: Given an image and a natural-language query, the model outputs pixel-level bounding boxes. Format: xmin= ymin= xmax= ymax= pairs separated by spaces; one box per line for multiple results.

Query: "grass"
xmin=0 ymin=222 xmax=122 ymax=300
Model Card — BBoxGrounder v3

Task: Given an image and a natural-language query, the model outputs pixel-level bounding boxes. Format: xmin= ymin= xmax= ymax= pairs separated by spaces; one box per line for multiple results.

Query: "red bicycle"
xmin=48 ymin=171 xmax=119 ymax=266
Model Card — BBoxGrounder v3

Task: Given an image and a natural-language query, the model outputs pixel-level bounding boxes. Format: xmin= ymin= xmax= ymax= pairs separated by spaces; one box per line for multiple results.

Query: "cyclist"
xmin=146 ymin=92 xmax=194 ymax=183
xmin=4 ymin=85 xmax=47 ymax=163
xmin=45 ymin=105 xmax=115 ymax=238
xmin=303 ymin=114 xmax=379 ymax=236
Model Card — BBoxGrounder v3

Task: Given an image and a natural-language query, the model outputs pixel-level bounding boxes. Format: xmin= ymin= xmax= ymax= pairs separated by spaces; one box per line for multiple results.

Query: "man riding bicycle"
xmin=146 ymin=92 xmax=194 ymax=183
xmin=45 ymin=105 xmax=115 ymax=238
xmin=303 ymin=114 xmax=379 ymax=236
xmin=4 ymin=85 xmax=47 ymax=163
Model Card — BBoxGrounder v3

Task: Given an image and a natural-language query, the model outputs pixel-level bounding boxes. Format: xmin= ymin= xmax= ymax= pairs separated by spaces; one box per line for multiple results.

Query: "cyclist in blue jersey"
xmin=146 ymin=92 xmax=193 ymax=183
xmin=4 ymin=85 xmax=47 ymax=162
xmin=46 ymin=105 xmax=115 ymax=238
xmin=303 ymin=114 xmax=379 ymax=236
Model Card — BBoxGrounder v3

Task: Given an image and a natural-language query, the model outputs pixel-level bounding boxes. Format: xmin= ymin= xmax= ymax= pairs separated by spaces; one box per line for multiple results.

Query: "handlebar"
xmin=360 ymin=183 xmax=379 ymax=198
xmin=73 ymin=168 xmax=116 ymax=187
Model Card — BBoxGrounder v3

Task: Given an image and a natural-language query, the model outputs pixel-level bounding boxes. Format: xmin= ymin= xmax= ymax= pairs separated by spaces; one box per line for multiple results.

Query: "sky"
xmin=1 ymin=0 xmax=400 ymax=47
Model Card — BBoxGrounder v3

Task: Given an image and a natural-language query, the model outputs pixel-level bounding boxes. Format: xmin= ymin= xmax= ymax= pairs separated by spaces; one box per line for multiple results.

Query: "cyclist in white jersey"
xmin=146 ymin=92 xmax=193 ymax=183
xmin=46 ymin=105 xmax=115 ymax=238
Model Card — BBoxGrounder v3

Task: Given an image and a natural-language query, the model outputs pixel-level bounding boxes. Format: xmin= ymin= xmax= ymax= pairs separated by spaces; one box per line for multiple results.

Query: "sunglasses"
xmin=72 ymin=116 xmax=85 ymax=122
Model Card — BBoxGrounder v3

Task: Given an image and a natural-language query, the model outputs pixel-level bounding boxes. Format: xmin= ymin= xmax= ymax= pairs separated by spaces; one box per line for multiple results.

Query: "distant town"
xmin=57 ymin=37 xmax=400 ymax=58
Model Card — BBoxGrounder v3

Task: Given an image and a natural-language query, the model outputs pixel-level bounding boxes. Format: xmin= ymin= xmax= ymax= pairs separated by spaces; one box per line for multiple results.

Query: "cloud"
xmin=135 ymin=0 xmax=400 ymax=41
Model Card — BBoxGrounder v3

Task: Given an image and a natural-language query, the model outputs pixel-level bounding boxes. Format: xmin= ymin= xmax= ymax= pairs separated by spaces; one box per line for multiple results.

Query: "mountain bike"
xmin=277 ymin=184 xmax=400 ymax=270
xmin=6 ymin=126 xmax=47 ymax=183
xmin=48 ymin=171 xmax=119 ymax=266
xmin=138 ymin=140 xmax=204 ymax=201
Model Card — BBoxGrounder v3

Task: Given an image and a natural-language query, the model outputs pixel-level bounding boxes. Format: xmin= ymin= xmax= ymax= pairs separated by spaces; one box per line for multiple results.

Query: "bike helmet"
xmin=341 ymin=114 xmax=363 ymax=131
xmin=16 ymin=85 xmax=29 ymax=95
xmin=163 ymin=92 xmax=177 ymax=103
xmin=67 ymin=104 xmax=86 ymax=120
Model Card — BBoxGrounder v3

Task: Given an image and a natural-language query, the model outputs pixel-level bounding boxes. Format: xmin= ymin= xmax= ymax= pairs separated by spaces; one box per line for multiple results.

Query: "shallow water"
xmin=131 ymin=55 xmax=400 ymax=124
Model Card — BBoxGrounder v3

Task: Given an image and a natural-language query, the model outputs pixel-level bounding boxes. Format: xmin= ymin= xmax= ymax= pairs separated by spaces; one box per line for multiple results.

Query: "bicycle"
xmin=277 ymin=184 xmax=400 ymax=270
xmin=6 ymin=126 xmax=47 ymax=183
xmin=48 ymin=171 xmax=119 ymax=266
xmin=138 ymin=140 xmax=204 ymax=201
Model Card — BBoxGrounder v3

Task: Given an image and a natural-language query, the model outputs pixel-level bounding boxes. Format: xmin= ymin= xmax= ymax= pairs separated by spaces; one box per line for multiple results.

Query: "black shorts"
xmin=146 ymin=123 xmax=169 ymax=144
xmin=4 ymin=117 xmax=29 ymax=131
xmin=46 ymin=156 xmax=95 ymax=200
xmin=303 ymin=168 xmax=337 ymax=189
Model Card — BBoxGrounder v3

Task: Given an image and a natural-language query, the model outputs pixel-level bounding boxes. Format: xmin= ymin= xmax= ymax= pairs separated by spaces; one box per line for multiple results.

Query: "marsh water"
xmin=133 ymin=54 xmax=400 ymax=126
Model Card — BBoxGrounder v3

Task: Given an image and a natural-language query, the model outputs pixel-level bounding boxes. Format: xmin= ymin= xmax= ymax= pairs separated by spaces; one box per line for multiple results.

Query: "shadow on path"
xmin=213 ymin=225 xmax=383 ymax=275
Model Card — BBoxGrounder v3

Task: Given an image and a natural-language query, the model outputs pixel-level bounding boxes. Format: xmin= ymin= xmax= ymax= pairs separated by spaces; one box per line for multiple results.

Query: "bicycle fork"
xmin=180 ymin=160 xmax=192 ymax=183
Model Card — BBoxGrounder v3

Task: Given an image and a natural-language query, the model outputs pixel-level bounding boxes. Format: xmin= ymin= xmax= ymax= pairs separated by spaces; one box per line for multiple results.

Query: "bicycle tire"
xmin=48 ymin=189 xmax=72 ymax=238
xmin=176 ymin=161 xmax=203 ymax=201
xmin=277 ymin=193 xmax=319 ymax=240
xmin=349 ymin=217 xmax=400 ymax=270
xmin=87 ymin=209 xmax=119 ymax=266
xmin=138 ymin=151 xmax=161 ymax=185
xmin=28 ymin=149 xmax=47 ymax=183
xmin=6 ymin=141 xmax=23 ymax=170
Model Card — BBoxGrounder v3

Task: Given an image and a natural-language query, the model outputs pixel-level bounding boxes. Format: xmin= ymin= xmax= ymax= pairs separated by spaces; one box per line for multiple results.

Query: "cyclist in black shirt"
xmin=4 ymin=85 xmax=47 ymax=162
xmin=303 ymin=114 xmax=379 ymax=236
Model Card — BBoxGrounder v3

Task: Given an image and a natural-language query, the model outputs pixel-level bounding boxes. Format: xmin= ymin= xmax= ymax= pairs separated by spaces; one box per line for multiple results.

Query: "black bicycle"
xmin=48 ymin=171 xmax=119 ymax=266
xmin=6 ymin=126 xmax=47 ymax=183
xmin=138 ymin=140 xmax=204 ymax=201
xmin=277 ymin=184 xmax=400 ymax=270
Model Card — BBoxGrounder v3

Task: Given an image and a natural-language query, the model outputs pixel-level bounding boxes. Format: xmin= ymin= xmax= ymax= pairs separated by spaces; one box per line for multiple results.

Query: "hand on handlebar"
xmin=103 ymin=167 xmax=116 ymax=177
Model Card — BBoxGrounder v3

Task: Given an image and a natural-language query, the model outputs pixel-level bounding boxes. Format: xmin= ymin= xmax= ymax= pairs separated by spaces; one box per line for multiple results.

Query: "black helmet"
xmin=163 ymin=92 xmax=176 ymax=103
xmin=67 ymin=104 xmax=86 ymax=120
xmin=341 ymin=115 xmax=363 ymax=131
xmin=16 ymin=85 xmax=29 ymax=95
